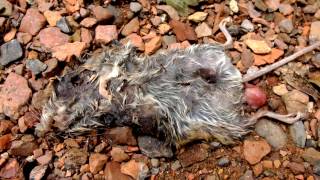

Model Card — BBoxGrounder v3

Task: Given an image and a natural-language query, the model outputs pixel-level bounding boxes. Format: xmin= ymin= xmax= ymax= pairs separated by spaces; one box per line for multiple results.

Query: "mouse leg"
xmin=249 ymin=110 xmax=305 ymax=124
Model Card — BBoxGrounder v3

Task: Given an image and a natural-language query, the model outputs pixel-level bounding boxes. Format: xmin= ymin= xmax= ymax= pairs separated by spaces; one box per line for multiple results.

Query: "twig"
xmin=242 ymin=41 xmax=320 ymax=82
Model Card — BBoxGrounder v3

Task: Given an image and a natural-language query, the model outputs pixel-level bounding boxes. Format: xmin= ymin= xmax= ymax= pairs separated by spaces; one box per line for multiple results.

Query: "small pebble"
xmin=56 ymin=17 xmax=72 ymax=34
xmin=151 ymin=159 xmax=159 ymax=167
xmin=314 ymin=161 xmax=320 ymax=175
xmin=279 ymin=19 xmax=294 ymax=34
xmin=26 ymin=59 xmax=48 ymax=75
xmin=241 ymin=19 xmax=254 ymax=32
xmin=171 ymin=160 xmax=181 ymax=171
xmin=217 ymin=157 xmax=230 ymax=167
xmin=130 ymin=2 xmax=142 ymax=13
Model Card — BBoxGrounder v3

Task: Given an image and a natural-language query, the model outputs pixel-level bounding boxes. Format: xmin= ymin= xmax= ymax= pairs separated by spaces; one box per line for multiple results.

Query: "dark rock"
xmin=63 ymin=148 xmax=88 ymax=167
xmin=314 ymin=161 xmax=320 ymax=175
xmin=0 ymin=39 xmax=23 ymax=66
xmin=305 ymin=139 xmax=317 ymax=148
xmin=56 ymin=17 xmax=73 ymax=34
xmin=289 ymin=121 xmax=306 ymax=148
xmin=105 ymin=127 xmax=137 ymax=146
xmin=138 ymin=136 xmax=173 ymax=158
xmin=26 ymin=59 xmax=48 ymax=75
xmin=9 ymin=140 xmax=38 ymax=156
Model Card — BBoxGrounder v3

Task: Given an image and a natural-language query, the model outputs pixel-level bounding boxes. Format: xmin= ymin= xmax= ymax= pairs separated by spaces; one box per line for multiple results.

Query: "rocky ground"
xmin=0 ymin=0 xmax=320 ymax=179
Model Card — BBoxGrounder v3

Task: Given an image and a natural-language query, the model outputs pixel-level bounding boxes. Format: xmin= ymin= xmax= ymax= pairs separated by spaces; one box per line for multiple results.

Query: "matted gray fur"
xmin=36 ymin=43 xmax=254 ymax=145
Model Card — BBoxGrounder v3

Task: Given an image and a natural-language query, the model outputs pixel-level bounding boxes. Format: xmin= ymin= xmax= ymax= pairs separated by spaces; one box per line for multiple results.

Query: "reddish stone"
xmin=121 ymin=160 xmax=148 ymax=180
xmin=104 ymin=162 xmax=132 ymax=180
xmin=36 ymin=151 xmax=53 ymax=165
xmin=95 ymin=25 xmax=118 ymax=44
xmin=4 ymin=28 xmax=17 ymax=42
xmin=19 ymin=8 xmax=46 ymax=36
xmin=16 ymin=32 xmax=32 ymax=44
xmin=0 ymin=134 xmax=12 ymax=151
xmin=91 ymin=6 xmax=113 ymax=22
xmin=0 ymin=159 xmax=21 ymax=179
xmin=0 ymin=120 xmax=14 ymax=134
xmin=287 ymin=162 xmax=305 ymax=174
xmin=0 ymin=73 xmax=32 ymax=119
xmin=39 ymin=27 xmax=69 ymax=49
xmin=121 ymin=17 xmax=140 ymax=36
xmin=243 ymin=139 xmax=271 ymax=165
xmin=52 ymin=41 xmax=86 ymax=61
xmin=80 ymin=17 xmax=97 ymax=28
xmin=89 ymin=153 xmax=108 ymax=174
xmin=121 ymin=33 xmax=145 ymax=51
xmin=81 ymin=28 xmax=92 ymax=45
xmin=169 ymin=20 xmax=197 ymax=41
xmin=110 ymin=147 xmax=129 ymax=162
xmin=63 ymin=0 xmax=80 ymax=13
xmin=145 ymin=36 xmax=161 ymax=55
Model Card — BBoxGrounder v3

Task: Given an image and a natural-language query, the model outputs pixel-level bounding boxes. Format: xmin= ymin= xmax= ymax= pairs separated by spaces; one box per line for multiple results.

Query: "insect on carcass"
xmin=35 ymin=18 xmax=320 ymax=146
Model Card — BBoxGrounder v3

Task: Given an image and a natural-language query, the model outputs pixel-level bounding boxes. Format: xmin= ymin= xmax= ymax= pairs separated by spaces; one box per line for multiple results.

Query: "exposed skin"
xmin=36 ymin=17 xmax=319 ymax=146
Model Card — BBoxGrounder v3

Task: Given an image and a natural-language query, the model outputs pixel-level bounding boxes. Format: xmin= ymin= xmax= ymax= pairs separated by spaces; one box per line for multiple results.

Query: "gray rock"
xmin=162 ymin=35 xmax=177 ymax=48
xmin=137 ymin=136 xmax=173 ymax=158
xmin=312 ymin=53 xmax=320 ymax=68
xmin=239 ymin=170 xmax=254 ymax=180
xmin=279 ymin=19 xmax=294 ymax=33
xmin=241 ymin=19 xmax=254 ymax=32
xmin=0 ymin=39 xmax=23 ymax=66
xmin=255 ymin=119 xmax=287 ymax=149
xmin=26 ymin=59 xmax=47 ymax=75
xmin=303 ymin=5 xmax=317 ymax=14
xmin=314 ymin=161 xmax=320 ymax=175
xmin=130 ymin=2 xmax=142 ymax=13
xmin=56 ymin=17 xmax=72 ymax=34
xmin=217 ymin=157 xmax=230 ymax=167
xmin=171 ymin=160 xmax=181 ymax=171
xmin=289 ymin=121 xmax=306 ymax=148
xmin=306 ymin=139 xmax=317 ymax=148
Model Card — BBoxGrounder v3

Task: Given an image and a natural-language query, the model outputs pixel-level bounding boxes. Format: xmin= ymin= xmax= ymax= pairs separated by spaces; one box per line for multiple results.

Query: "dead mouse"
xmin=35 ymin=18 xmax=320 ymax=146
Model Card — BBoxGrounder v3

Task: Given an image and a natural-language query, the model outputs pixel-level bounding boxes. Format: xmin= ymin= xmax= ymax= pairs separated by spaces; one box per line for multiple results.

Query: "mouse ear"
xmin=198 ymin=68 xmax=217 ymax=83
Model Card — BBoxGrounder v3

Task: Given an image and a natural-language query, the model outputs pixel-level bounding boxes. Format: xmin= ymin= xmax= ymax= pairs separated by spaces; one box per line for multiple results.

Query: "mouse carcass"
xmin=35 ymin=18 xmax=319 ymax=146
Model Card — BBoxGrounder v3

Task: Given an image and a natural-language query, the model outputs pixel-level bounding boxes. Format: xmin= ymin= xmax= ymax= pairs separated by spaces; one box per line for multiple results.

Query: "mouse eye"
xmin=198 ymin=68 xmax=216 ymax=83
